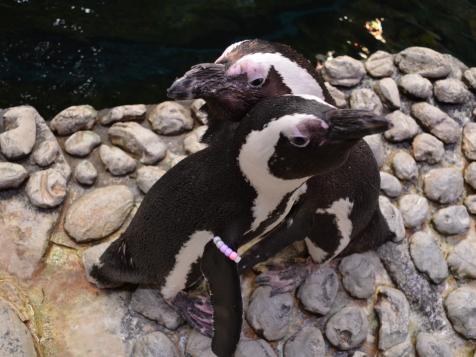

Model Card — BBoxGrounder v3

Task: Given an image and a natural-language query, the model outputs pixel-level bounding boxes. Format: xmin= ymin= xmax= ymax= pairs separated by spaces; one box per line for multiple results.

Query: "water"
xmin=1 ymin=0 xmax=475 ymax=118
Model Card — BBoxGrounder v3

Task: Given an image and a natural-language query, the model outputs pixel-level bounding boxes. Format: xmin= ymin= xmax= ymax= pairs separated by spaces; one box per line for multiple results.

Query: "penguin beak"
xmin=326 ymin=109 xmax=389 ymax=141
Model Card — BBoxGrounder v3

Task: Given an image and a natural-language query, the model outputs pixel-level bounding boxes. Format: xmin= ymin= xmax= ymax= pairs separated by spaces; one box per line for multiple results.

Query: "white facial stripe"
xmin=215 ymin=40 xmax=250 ymax=63
xmin=161 ymin=230 xmax=213 ymax=300
xmin=295 ymin=94 xmax=336 ymax=109
xmin=305 ymin=238 xmax=329 ymax=263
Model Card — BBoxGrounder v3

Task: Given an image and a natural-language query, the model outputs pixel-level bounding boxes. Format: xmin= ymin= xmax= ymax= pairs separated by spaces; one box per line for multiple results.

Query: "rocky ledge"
xmin=0 ymin=46 xmax=476 ymax=356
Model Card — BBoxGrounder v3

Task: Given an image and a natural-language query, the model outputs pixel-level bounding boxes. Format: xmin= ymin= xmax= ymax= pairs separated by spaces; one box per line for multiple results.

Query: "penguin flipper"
xmin=201 ymin=241 xmax=242 ymax=357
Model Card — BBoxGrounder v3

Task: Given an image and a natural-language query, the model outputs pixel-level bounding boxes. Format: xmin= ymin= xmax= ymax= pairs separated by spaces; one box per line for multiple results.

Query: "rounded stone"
xmin=64 ymin=130 xmax=101 ymax=157
xmin=25 ymin=168 xmax=67 ymax=208
xmin=147 ymin=101 xmax=194 ymax=135
xmin=465 ymin=162 xmax=476 ymax=189
xmin=380 ymin=172 xmax=402 ymax=198
xmin=378 ymin=196 xmax=405 ymax=242
xmin=464 ymin=195 xmax=476 ymax=214
xmin=447 ymin=238 xmax=476 ymax=279
xmin=33 ymin=140 xmax=59 ymax=167
xmin=398 ymin=74 xmax=433 ymax=99
xmin=409 ymin=231 xmax=448 ymax=284
xmin=463 ymin=67 xmax=476 ymax=90
xmin=364 ymin=50 xmax=395 ymax=78
xmin=415 ymin=332 xmax=451 ymax=357
xmin=339 ymin=253 xmax=376 ymax=299
xmin=432 ymin=205 xmax=470 ymax=235
xmin=325 ymin=306 xmax=368 ymax=350
xmin=394 ymin=47 xmax=451 ymax=78
xmin=50 ymin=105 xmax=97 ymax=136
xmin=184 ymin=126 xmax=208 ymax=154
xmin=374 ymin=78 xmax=400 ymax=108
xmin=100 ymin=104 xmax=147 ymax=125
xmin=136 ymin=166 xmax=166 ymax=194
xmin=322 ymin=55 xmax=365 ymax=87
xmin=463 ymin=122 xmax=476 ymax=160
xmin=423 ymin=168 xmax=464 ymax=204
xmin=64 ymin=185 xmax=134 ymax=242
xmin=325 ymin=82 xmax=347 ymax=108
xmin=391 ymin=151 xmax=417 ymax=180
xmin=0 ymin=162 xmax=29 ymax=190
xmin=384 ymin=111 xmax=419 ymax=142
xmin=99 ymin=144 xmax=137 ymax=176
xmin=349 ymin=88 xmax=383 ymax=115
xmin=132 ymin=331 xmax=179 ymax=357
xmin=74 ymin=160 xmax=98 ymax=186
xmin=185 ymin=330 xmax=214 ymax=357
xmin=434 ymin=78 xmax=470 ymax=104
xmin=364 ymin=134 xmax=385 ymax=168
xmin=284 ymin=324 xmax=325 ymax=357
xmin=297 ymin=266 xmax=339 ymax=315
xmin=190 ymin=99 xmax=208 ymax=125
xmin=445 ymin=286 xmax=476 ymax=339
xmin=0 ymin=106 xmax=37 ymax=160
xmin=412 ymin=133 xmax=444 ymax=164
xmin=398 ymin=194 xmax=429 ymax=229
xmin=235 ymin=338 xmax=277 ymax=357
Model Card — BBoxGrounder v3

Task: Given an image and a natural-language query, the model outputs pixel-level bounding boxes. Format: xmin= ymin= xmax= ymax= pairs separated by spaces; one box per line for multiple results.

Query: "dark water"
xmin=1 ymin=0 xmax=475 ymax=118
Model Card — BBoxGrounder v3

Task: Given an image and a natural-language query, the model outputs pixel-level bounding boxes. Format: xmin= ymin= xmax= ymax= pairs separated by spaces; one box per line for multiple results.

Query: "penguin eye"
xmin=249 ymin=78 xmax=264 ymax=87
xmin=289 ymin=136 xmax=310 ymax=148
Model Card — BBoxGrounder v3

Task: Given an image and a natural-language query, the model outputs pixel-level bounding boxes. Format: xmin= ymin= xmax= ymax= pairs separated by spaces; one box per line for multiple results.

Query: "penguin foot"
xmin=172 ymin=292 xmax=213 ymax=337
xmin=255 ymin=260 xmax=312 ymax=296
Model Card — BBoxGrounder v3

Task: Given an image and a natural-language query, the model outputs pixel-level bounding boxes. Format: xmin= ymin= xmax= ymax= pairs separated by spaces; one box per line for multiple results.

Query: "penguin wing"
xmin=201 ymin=240 xmax=242 ymax=357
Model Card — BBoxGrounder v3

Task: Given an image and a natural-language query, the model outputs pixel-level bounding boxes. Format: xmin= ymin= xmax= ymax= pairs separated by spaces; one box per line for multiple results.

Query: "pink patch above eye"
xmin=225 ymin=58 xmax=268 ymax=82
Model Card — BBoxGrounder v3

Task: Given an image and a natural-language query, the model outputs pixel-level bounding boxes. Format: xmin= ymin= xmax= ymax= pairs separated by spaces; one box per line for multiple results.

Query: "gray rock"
xmin=147 ymin=101 xmax=194 ymax=135
xmin=444 ymin=53 xmax=468 ymax=79
xmin=190 ymin=99 xmax=208 ymax=125
xmin=432 ymin=205 xmax=470 ymax=235
xmin=447 ymin=238 xmax=476 ymax=279
xmin=365 ymin=50 xmax=396 ymax=78
xmin=0 ymin=162 xmax=28 ymax=190
xmin=445 ymin=286 xmax=476 ymax=339
xmin=74 ymin=160 xmax=97 ymax=186
xmin=132 ymin=332 xmax=178 ymax=357
xmin=409 ymin=231 xmax=448 ymax=284
xmin=352 ymin=352 xmax=369 ymax=357
xmin=423 ymin=168 xmax=464 ymax=204
xmin=364 ymin=134 xmax=385 ymax=168
xmin=463 ymin=122 xmax=476 ymax=160
xmin=465 ymin=162 xmax=476 ymax=189
xmin=379 ymin=196 xmax=405 ymax=242
xmin=64 ymin=185 xmax=134 ymax=242
xmin=375 ymin=287 xmax=410 ymax=351
xmin=384 ymin=110 xmax=419 ymax=142
xmin=325 ymin=82 xmax=347 ymax=108
xmin=236 ymin=338 xmax=277 ymax=357
xmin=339 ymin=253 xmax=376 ymax=299
xmin=109 ymin=122 xmax=167 ymax=164
xmin=394 ymin=47 xmax=451 ymax=78
xmin=434 ymin=78 xmax=470 ymax=104
xmin=246 ymin=286 xmax=293 ymax=341
xmin=64 ymin=130 xmax=101 ymax=157
xmin=398 ymin=73 xmax=433 ymax=99
xmin=100 ymin=104 xmax=147 ymax=125
xmin=411 ymin=102 xmax=461 ymax=144
xmin=464 ymin=195 xmax=476 ymax=214
xmin=375 ymin=78 xmax=401 ymax=108
xmin=50 ymin=105 xmax=97 ymax=135
xmin=381 ymin=340 xmax=414 ymax=357
xmin=349 ymin=88 xmax=383 ymax=115
xmin=0 ymin=106 xmax=37 ymax=159
xmin=380 ymin=172 xmax=402 ymax=198
xmin=463 ymin=67 xmax=476 ymax=90
xmin=185 ymin=330 xmax=214 ymax=357
xmin=136 ymin=166 xmax=166 ymax=194
xmin=325 ymin=306 xmax=368 ymax=350
xmin=25 ymin=168 xmax=67 ymax=208
xmin=412 ymin=133 xmax=444 ymax=164
xmin=415 ymin=332 xmax=451 ymax=357
xmin=322 ymin=55 xmax=365 ymax=87
xmin=398 ymin=194 xmax=429 ymax=228
xmin=297 ymin=266 xmax=338 ymax=315
xmin=32 ymin=140 xmax=59 ymax=167
xmin=392 ymin=151 xmax=417 ymax=180
xmin=183 ymin=126 xmax=208 ymax=154
xmin=284 ymin=324 xmax=325 ymax=357
xmin=99 ymin=144 xmax=137 ymax=176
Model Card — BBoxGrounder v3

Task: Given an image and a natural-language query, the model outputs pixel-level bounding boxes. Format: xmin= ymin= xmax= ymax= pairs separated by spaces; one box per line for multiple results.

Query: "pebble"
xmin=374 ymin=78 xmax=401 ymax=108
xmin=64 ymin=130 xmax=101 ymax=157
xmin=447 ymin=238 xmax=476 ymax=279
xmin=322 ymin=55 xmax=365 ymax=87
xmin=132 ymin=331 xmax=179 ymax=357
xmin=394 ymin=47 xmax=451 ymax=78
xmin=363 ymin=134 xmax=385 ymax=168
xmin=74 ymin=160 xmax=98 ymax=186
xmin=0 ymin=106 xmax=37 ymax=160
xmin=25 ymin=168 xmax=67 ymax=208
xmin=384 ymin=110 xmax=419 ymax=142
xmin=339 ymin=253 xmax=376 ymax=299
xmin=190 ymin=99 xmax=208 ymax=125
xmin=235 ymin=338 xmax=277 ymax=357
xmin=463 ymin=122 xmax=476 ymax=160
xmin=136 ymin=166 xmax=166 ymax=193
xmin=412 ymin=133 xmax=444 ymax=164
xmin=398 ymin=74 xmax=433 ymax=99
xmin=325 ymin=83 xmax=347 ymax=108
xmin=297 ymin=266 xmax=338 ymax=315
xmin=409 ymin=231 xmax=448 ymax=284
xmin=380 ymin=172 xmax=402 ymax=198
xmin=100 ymin=104 xmax=147 ymax=125
xmin=147 ymin=101 xmax=194 ymax=135
xmin=284 ymin=324 xmax=325 ymax=357
xmin=50 ymin=105 xmax=97 ymax=135
xmin=465 ymin=162 xmax=476 ymax=189
xmin=415 ymin=332 xmax=451 ymax=357
xmin=423 ymin=168 xmax=464 ymax=204
xmin=185 ymin=330 xmax=215 ymax=357
xmin=434 ymin=78 xmax=470 ymax=104
xmin=398 ymin=194 xmax=429 ymax=228
xmin=463 ymin=67 xmax=476 ymax=90
xmin=32 ymin=140 xmax=59 ymax=167
xmin=325 ymin=306 xmax=368 ymax=350
xmin=464 ymin=195 xmax=476 ymax=214
xmin=0 ymin=162 xmax=29 ymax=190
xmin=99 ymin=144 xmax=137 ymax=176
xmin=445 ymin=286 xmax=476 ymax=339
xmin=392 ymin=151 xmax=417 ymax=180
xmin=64 ymin=185 xmax=134 ymax=242
xmin=349 ymin=88 xmax=383 ymax=115
xmin=379 ymin=196 xmax=406 ymax=242
xmin=184 ymin=126 xmax=208 ymax=154
xmin=381 ymin=340 xmax=414 ymax=357
xmin=364 ymin=50 xmax=396 ymax=77
xmin=432 ymin=205 xmax=470 ymax=235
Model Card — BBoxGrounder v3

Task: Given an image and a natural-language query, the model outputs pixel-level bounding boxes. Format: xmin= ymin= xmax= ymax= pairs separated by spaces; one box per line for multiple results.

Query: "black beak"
xmin=326 ymin=109 xmax=389 ymax=141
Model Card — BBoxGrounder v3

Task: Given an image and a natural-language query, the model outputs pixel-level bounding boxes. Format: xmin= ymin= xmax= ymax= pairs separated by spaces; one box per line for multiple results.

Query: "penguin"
xmin=88 ymin=95 xmax=388 ymax=357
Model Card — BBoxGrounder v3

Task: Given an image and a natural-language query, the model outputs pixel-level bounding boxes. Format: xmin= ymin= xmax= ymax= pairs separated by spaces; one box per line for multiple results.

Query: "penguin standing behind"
xmin=87 ymin=95 xmax=388 ymax=357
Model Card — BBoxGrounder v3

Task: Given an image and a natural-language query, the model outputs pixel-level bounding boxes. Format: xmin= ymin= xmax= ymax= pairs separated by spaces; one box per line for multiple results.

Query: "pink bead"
xmin=220 ymin=245 xmax=228 ymax=253
xmin=224 ymin=248 xmax=232 ymax=256
xmin=229 ymin=252 xmax=238 ymax=261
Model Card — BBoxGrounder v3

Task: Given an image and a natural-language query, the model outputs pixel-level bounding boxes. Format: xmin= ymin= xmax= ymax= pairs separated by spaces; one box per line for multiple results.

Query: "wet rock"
xmin=464 ymin=195 xmax=476 ymax=214
xmin=447 ymin=238 xmax=476 ymax=279
xmin=32 ymin=140 xmax=59 ymax=167
xmin=25 ymin=168 xmax=67 ymax=208
xmin=465 ymin=162 xmax=476 ymax=189
xmin=395 ymin=47 xmax=451 ymax=78
xmin=463 ymin=67 xmax=476 ymax=90
xmin=190 ymin=99 xmax=208 ymax=125
xmin=398 ymin=74 xmax=433 ymax=99
xmin=136 ymin=166 xmax=166 ymax=194
xmin=423 ymin=168 xmax=464 ymax=204
xmin=339 ymin=253 xmax=376 ymax=299
xmin=132 ymin=331 xmax=179 ymax=357
xmin=147 ymin=101 xmax=194 ymax=135
xmin=415 ymin=332 xmax=451 ymax=357
xmin=297 ymin=266 xmax=338 ymax=315
xmin=434 ymin=78 xmax=470 ymax=104
xmin=379 ymin=196 xmax=405 ymax=242
xmin=50 ymin=105 xmax=96 ymax=135
xmin=398 ymin=194 xmax=429 ymax=228
xmin=184 ymin=126 xmax=208 ymax=154
xmin=185 ymin=330 xmax=214 ymax=357
xmin=364 ymin=134 xmax=385 ymax=168
xmin=99 ymin=144 xmax=137 ymax=176
xmin=322 ymin=55 xmax=365 ymax=87
xmin=0 ymin=162 xmax=28 ymax=190
xmin=325 ymin=306 xmax=368 ymax=350
xmin=409 ymin=231 xmax=448 ymax=284
xmin=445 ymin=286 xmax=476 ymax=339
xmin=64 ymin=185 xmax=134 ymax=242
xmin=0 ymin=106 xmax=37 ymax=159
xmin=365 ymin=50 xmax=396 ymax=78
xmin=391 ymin=151 xmax=417 ymax=180
xmin=284 ymin=324 xmax=325 ymax=357
xmin=349 ymin=88 xmax=383 ymax=115
xmin=432 ymin=205 xmax=470 ymax=235
xmin=325 ymin=83 xmax=347 ymax=108
xmin=384 ymin=110 xmax=419 ymax=142
xmin=64 ymin=130 xmax=101 ymax=157
xmin=463 ymin=122 xmax=476 ymax=160
xmin=74 ymin=160 xmax=97 ymax=186
xmin=412 ymin=133 xmax=444 ymax=164
xmin=109 ymin=122 xmax=167 ymax=164
xmin=100 ymin=104 xmax=147 ymax=125
xmin=380 ymin=172 xmax=402 ymax=198
xmin=375 ymin=78 xmax=401 ymax=108
xmin=236 ymin=338 xmax=277 ymax=357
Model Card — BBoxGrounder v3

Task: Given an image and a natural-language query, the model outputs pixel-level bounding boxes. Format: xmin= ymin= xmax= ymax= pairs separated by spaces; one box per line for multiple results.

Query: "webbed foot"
xmin=172 ymin=291 xmax=214 ymax=337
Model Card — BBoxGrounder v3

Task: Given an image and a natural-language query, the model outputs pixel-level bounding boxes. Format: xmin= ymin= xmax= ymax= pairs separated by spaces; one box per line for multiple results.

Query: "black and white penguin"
xmin=88 ymin=95 xmax=388 ymax=357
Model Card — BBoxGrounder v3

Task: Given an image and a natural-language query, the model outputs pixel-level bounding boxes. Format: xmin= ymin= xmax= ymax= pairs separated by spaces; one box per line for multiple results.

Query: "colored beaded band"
xmin=213 ymin=236 xmax=242 ymax=263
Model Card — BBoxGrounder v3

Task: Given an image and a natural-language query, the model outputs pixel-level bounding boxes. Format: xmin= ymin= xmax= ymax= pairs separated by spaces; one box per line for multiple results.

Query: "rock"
xmin=380 ymin=172 xmax=402 ymax=198
xmin=109 ymin=122 xmax=167 ymax=164
xmin=190 ymin=99 xmax=208 ymax=125
xmin=147 ymin=101 xmax=194 ymax=135
xmin=412 ymin=133 xmax=444 ymax=164
xmin=434 ymin=78 xmax=470 ymax=104
xmin=349 ymin=88 xmax=383 ymax=115
xmin=322 ymin=55 xmax=365 ymax=87
xmin=339 ymin=253 xmax=376 ymax=299
xmin=364 ymin=134 xmax=385 ymax=168
xmin=409 ymin=231 xmax=448 ymax=284
xmin=384 ymin=110 xmax=419 ymax=142
xmin=99 ymin=145 xmax=137 ymax=176
xmin=398 ymin=74 xmax=433 ymax=99
xmin=394 ymin=47 xmax=451 ymax=78
xmin=136 ymin=166 xmax=166 ymax=194
xmin=50 ymin=105 xmax=96 ymax=135
xmin=365 ymin=50 xmax=396 ymax=78
xmin=391 ymin=151 xmax=417 ymax=180
xmin=415 ymin=332 xmax=451 ymax=357
xmin=398 ymin=194 xmax=429 ymax=229
xmin=64 ymin=130 xmax=101 ymax=157
xmin=374 ymin=78 xmax=401 ymax=108
xmin=25 ymin=168 xmax=67 ymax=208
xmin=297 ymin=266 xmax=338 ymax=315
xmin=411 ymin=102 xmax=461 ymax=144
xmin=445 ymin=286 xmax=476 ymax=339
xmin=100 ymin=104 xmax=147 ymax=125
xmin=352 ymin=352 xmax=369 ymax=357
xmin=324 ymin=83 xmax=347 ymax=108
xmin=375 ymin=287 xmax=410 ymax=351
xmin=32 ymin=140 xmax=59 ymax=167
xmin=0 ymin=300 xmax=37 ymax=357
xmin=74 ymin=160 xmax=97 ymax=186
xmin=379 ymin=196 xmax=405 ymax=242
xmin=381 ymin=340 xmax=414 ymax=357
xmin=432 ymin=205 xmax=470 ymax=235
xmin=184 ymin=126 xmax=208 ymax=154
xmin=0 ymin=106 xmax=37 ymax=159
xmin=132 ymin=332 xmax=179 ymax=357
xmin=64 ymin=185 xmax=134 ymax=242
xmin=465 ymin=162 xmax=476 ymax=189
xmin=284 ymin=324 xmax=325 ymax=357
xmin=246 ymin=286 xmax=293 ymax=341
xmin=185 ymin=330 xmax=214 ymax=357
xmin=444 ymin=53 xmax=468 ymax=80
xmin=325 ymin=306 xmax=368 ymax=350
xmin=447 ymin=238 xmax=476 ymax=279
xmin=423 ymin=168 xmax=464 ymax=204
xmin=463 ymin=67 xmax=476 ymax=90
xmin=464 ymin=195 xmax=476 ymax=214
xmin=463 ymin=122 xmax=476 ymax=160
xmin=235 ymin=339 xmax=277 ymax=357
xmin=0 ymin=162 xmax=28 ymax=190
